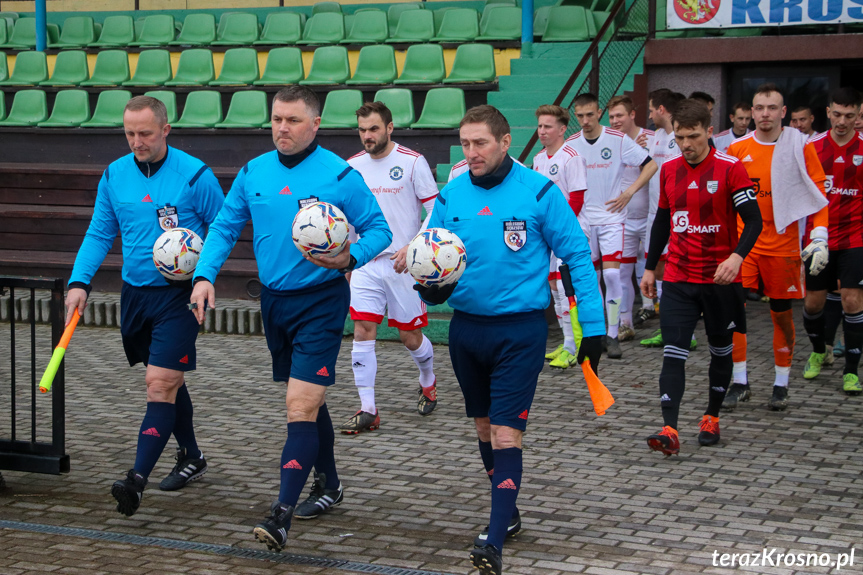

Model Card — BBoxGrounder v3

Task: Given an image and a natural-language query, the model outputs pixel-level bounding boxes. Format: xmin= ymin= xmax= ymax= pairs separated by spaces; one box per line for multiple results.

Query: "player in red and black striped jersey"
xmin=640 ymin=100 xmax=762 ymax=455
xmin=802 ymin=88 xmax=863 ymax=396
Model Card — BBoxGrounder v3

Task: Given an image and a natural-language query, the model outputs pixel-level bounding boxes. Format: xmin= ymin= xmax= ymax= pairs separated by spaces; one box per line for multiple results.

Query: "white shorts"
xmin=622 ymin=218 xmax=647 ymax=264
xmin=349 ymin=256 xmax=428 ymax=330
xmin=645 ymin=211 xmax=668 ymax=260
xmin=587 ymin=223 xmax=624 ymax=264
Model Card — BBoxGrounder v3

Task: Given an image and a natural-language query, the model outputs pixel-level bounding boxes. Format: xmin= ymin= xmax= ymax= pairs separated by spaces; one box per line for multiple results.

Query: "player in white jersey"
xmin=531 ymin=105 xmax=589 ymax=369
xmin=714 ymin=102 xmax=752 ymax=153
xmin=566 ymin=92 xmax=658 ymax=359
xmin=606 ymin=95 xmax=654 ymax=344
xmin=342 ymin=102 xmax=439 ymax=434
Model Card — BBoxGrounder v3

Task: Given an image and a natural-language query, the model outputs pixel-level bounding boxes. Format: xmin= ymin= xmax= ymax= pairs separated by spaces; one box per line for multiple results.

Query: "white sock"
xmin=603 ymin=267 xmax=622 ymax=339
xmin=352 ymin=339 xmax=377 ymax=413
xmin=552 ymin=286 xmax=566 ymax=331
xmin=656 ymin=279 xmax=663 ymax=301
xmin=556 ymin=279 xmax=576 ymax=354
xmin=619 ymin=262 xmax=635 ymax=327
xmin=409 ymin=334 xmax=435 ymax=388
xmin=732 ymin=361 xmax=748 ymax=385
xmin=774 ymin=365 xmax=790 ymax=387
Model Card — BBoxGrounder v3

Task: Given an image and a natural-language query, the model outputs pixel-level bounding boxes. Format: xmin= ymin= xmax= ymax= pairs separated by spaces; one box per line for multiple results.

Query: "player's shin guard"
xmin=409 ymin=334 xmax=435 ymax=389
xmin=552 ymin=286 xmax=566 ymax=331
xmin=659 ymin=342 xmax=689 ymax=430
xmin=603 ymin=268 xmax=622 ymax=339
xmin=279 ymin=422 xmax=318 ymax=507
xmin=487 ymin=447 xmax=522 ymax=552
xmin=314 ymin=404 xmax=340 ymax=490
xmin=619 ymin=262 xmax=636 ymax=327
xmin=134 ymin=402 xmax=176 ymax=478
xmin=706 ymin=338 xmax=733 ymax=417
xmin=352 ymin=340 xmax=377 ymax=414
xmin=478 ymin=440 xmax=494 ymax=485
xmin=172 ymin=383 xmax=201 ymax=459
xmin=825 ymin=293 xmax=844 ymax=344
xmin=771 ymin=309 xmax=795 ymax=370
xmin=732 ymin=332 xmax=748 ymax=384
xmin=555 ymin=279 xmax=576 ymax=354
xmin=843 ymin=311 xmax=863 ymax=375
xmin=803 ymin=308 xmax=826 ymax=354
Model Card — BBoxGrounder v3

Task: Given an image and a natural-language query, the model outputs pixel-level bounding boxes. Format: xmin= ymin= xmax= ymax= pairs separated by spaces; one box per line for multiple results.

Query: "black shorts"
xmin=120 ymin=282 xmax=199 ymax=371
xmin=659 ymin=281 xmax=746 ymax=340
xmin=805 ymin=247 xmax=863 ymax=292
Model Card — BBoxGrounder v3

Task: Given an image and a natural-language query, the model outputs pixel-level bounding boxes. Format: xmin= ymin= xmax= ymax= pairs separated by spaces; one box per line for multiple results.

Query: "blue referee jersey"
xmin=70 ymin=147 xmax=224 ymax=288
xmin=195 ymin=146 xmax=391 ymax=291
xmin=427 ymin=160 xmax=605 ymax=337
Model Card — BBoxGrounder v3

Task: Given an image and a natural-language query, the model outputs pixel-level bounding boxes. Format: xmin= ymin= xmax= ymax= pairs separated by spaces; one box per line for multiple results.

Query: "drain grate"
xmin=0 ymin=520 xmax=457 ymax=575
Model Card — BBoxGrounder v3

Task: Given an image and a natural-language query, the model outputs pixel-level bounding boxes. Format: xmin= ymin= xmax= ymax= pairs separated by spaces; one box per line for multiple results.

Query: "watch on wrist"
xmin=340 ymin=254 xmax=357 ymax=275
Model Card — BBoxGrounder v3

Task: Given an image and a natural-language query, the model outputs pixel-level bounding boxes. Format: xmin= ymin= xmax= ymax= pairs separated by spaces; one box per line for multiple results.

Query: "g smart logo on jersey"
xmin=549 ymin=164 xmax=559 ymax=176
xmin=503 ymin=220 xmax=526 ymax=251
xmin=389 ymin=166 xmax=404 ymax=181
xmin=672 ymin=211 xmax=690 ymax=233
xmin=601 ymin=148 xmax=612 ymax=160
xmin=824 ymin=175 xmax=834 ymax=193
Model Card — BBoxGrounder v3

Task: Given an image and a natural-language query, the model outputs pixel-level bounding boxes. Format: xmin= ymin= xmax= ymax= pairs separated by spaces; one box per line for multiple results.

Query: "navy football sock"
xmin=478 ymin=440 xmax=494 ymax=485
xmin=486 ymin=447 xmax=522 ymax=553
xmin=133 ymin=402 xmax=176 ymax=478
xmin=844 ymin=311 xmax=863 ymax=375
xmin=314 ymin=404 xmax=340 ymax=490
xmin=172 ymin=383 xmax=201 ymax=459
xmin=824 ymin=293 xmax=844 ymax=344
xmin=279 ymin=422 xmax=318 ymax=507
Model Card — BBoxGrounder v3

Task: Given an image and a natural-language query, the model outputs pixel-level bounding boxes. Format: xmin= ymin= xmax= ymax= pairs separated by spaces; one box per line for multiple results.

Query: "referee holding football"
xmin=420 ymin=105 xmax=604 ymax=575
xmin=190 ymin=86 xmax=391 ymax=552
xmin=66 ymin=95 xmax=224 ymax=516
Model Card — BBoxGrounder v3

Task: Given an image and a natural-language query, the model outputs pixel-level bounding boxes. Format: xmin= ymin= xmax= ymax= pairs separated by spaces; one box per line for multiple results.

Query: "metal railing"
xmin=0 ymin=277 xmax=70 ymax=475
xmin=518 ymin=0 xmax=651 ymax=163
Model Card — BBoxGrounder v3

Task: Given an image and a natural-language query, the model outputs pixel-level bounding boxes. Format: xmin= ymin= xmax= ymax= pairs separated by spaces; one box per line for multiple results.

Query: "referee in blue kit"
xmin=191 ymin=86 xmax=391 ymax=552
xmin=419 ymin=105 xmax=604 ymax=575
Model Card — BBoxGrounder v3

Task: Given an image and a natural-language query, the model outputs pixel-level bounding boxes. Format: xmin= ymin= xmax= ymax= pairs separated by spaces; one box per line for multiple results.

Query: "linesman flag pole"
xmin=39 ymin=308 xmax=80 ymax=393
xmin=558 ymin=264 xmax=615 ymax=416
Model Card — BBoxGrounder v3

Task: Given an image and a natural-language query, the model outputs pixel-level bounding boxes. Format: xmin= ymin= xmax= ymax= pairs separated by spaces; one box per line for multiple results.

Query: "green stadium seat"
xmin=122 ymin=49 xmax=172 ymax=87
xmin=313 ymin=1 xmax=342 ymax=15
xmin=533 ymin=6 xmax=550 ymax=37
xmin=394 ymin=43 xmax=445 ymax=84
xmin=444 ymin=43 xmax=495 ymax=83
xmin=0 ymin=52 xmax=7 ymax=82
xmin=591 ymin=0 xmax=613 ymax=12
xmin=169 ymin=13 xmax=216 ymax=46
xmin=215 ymin=90 xmax=268 ymax=128
xmin=164 ymin=49 xmax=214 ymax=86
xmin=212 ymin=12 xmax=260 ymax=46
xmin=387 ymin=3 xmax=422 ymax=30
xmin=0 ymin=12 xmax=18 ymax=22
xmin=432 ymin=8 xmax=453 ymax=35
xmin=134 ymin=17 xmax=145 ymax=41
xmin=143 ymin=90 xmax=178 ymax=123
xmin=477 ymin=6 xmax=521 ymax=40
xmin=253 ymin=47 xmax=304 ymax=85
xmin=37 ymin=89 xmax=90 ymax=127
xmin=299 ymin=46 xmax=350 ymax=85
xmin=89 ymin=15 xmax=135 ymax=47
xmin=432 ymin=8 xmax=479 ymax=42
xmin=2 ymin=18 xmax=38 ymax=49
xmin=39 ymin=49 xmax=89 ymax=86
xmin=373 ymin=88 xmax=414 ymax=128
xmin=0 ymin=89 xmax=46 ymax=125
xmin=0 ymin=90 xmax=5 ymax=120
xmin=129 ymin=15 xmax=176 ymax=46
xmin=80 ymin=89 xmax=132 ymax=128
xmin=298 ymin=12 xmax=345 ymax=45
xmin=342 ymin=10 xmax=388 ymax=44
xmin=386 ymin=9 xmax=434 ymax=43
xmin=346 ymin=44 xmax=396 ymax=85
xmin=80 ymin=50 xmax=130 ymax=87
xmin=209 ymin=47 xmax=259 ymax=86
xmin=0 ymin=20 xmax=8 ymax=48
xmin=591 ymin=10 xmax=615 ymax=40
xmin=542 ymin=6 xmax=591 ymax=41
xmin=411 ymin=88 xmax=465 ymax=128
xmin=172 ymin=90 xmax=222 ymax=128
xmin=47 ymin=23 xmax=60 ymax=45
xmin=49 ymin=16 xmax=96 ymax=48
xmin=0 ymin=51 xmax=47 ymax=86
xmin=254 ymin=12 xmax=303 ymax=45
xmin=319 ymin=89 xmax=362 ymax=128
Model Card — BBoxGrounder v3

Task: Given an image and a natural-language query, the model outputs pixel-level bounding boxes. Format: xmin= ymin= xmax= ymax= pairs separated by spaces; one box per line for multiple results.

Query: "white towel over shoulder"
xmin=771 ymin=127 xmax=827 ymax=234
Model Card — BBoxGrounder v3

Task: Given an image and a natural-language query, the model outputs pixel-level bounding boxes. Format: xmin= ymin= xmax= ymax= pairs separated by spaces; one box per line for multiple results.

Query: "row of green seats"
xmin=0 ymin=43 xmax=496 ymax=88
xmin=0 ymin=86 xmax=466 ymax=129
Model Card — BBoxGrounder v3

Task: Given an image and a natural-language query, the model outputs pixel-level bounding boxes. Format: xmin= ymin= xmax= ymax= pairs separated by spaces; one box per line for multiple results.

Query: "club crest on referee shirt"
xmin=389 ymin=166 xmax=404 ymax=180
xmin=853 ymin=155 xmax=862 ymax=166
xmin=549 ymin=164 xmax=559 ymax=176
xmin=504 ymin=220 xmax=526 ymax=251
xmin=706 ymin=181 xmax=718 ymax=194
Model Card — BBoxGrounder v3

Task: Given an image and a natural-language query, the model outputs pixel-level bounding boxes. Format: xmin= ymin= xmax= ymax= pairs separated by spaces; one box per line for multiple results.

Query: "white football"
xmin=152 ymin=228 xmax=203 ymax=280
xmin=292 ymin=201 xmax=350 ymax=258
xmin=407 ymin=228 xmax=467 ymax=286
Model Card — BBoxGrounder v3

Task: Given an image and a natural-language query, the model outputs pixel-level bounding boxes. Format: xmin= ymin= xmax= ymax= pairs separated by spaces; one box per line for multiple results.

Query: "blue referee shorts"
xmin=261 ymin=277 xmax=350 ymax=386
xmin=120 ymin=282 xmax=199 ymax=372
xmin=448 ymin=309 xmax=547 ymax=431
